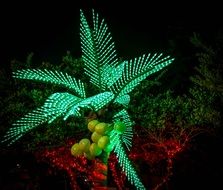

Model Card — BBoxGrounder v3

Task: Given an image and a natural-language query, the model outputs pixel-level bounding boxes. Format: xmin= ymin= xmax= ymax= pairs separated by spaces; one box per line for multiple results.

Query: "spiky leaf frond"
xmin=113 ymin=137 xmax=146 ymax=190
xmin=1 ymin=93 xmax=82 ymax=145
xmin=114 ymin=94 xmax=130 ymax=108
xmin=44 ymin=93 xmax=82 ymax=120
xmin=113 ymin=109 xmax=134 ymax=128
xmin=13 ymin=69 xmax=86 ymax=98
xmin=65 ymin=92 xmax=114 ymax=119
xmin=84 ymin=91 xmax=114 ymax=111
xmin=110 ymin=53 xmax=174 ymax=99
xmin=101 ymin=61 xmax=125 ymax=87
xmin=80 ymin=10 xmax=119 ymax=91
xmin=113 ymin=109 xmax=134 ymax=150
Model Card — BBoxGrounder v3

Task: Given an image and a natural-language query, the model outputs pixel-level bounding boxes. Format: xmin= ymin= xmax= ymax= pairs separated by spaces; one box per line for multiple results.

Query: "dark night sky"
xmin=1 ymin=1 xmax=223 ymax=72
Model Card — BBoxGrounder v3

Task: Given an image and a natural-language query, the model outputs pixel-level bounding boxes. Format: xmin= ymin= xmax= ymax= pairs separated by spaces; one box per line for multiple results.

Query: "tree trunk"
xmin=91 ymin=152 xmax=111 ymax=190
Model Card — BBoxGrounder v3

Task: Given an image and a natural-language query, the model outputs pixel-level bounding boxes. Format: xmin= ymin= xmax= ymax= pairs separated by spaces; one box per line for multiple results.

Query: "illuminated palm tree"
xmin=2 ymin=10 xmax=174 ymax=189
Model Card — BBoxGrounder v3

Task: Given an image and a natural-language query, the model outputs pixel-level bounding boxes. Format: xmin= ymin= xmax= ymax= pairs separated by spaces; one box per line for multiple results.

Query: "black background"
xmin=1 ymin=1 xmax=222 ymax=70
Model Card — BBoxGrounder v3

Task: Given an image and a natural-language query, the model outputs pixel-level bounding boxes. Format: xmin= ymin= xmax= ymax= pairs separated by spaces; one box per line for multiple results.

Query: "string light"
xmin=34 ymin=125 xmax=189 ymax=190
xmin=108 ymin=153 xmax=126 ymax=189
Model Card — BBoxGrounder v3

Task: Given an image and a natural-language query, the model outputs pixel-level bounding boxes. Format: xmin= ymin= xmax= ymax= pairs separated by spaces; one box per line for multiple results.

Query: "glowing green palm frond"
xmin=113 ymin=109 xmax=134 ymax=150
xmin=80 ymin=10 xmax=120 ymax=91
xmin=101 ymin=61 xmax=125 ymax=87
xmin=64 ymin=92 xmax=114 ymax=119
xmin=1 ymin=93 xmax=82 ymax=145
xmin=109 ymin=53 xmax=174 ymax=99
xmin=114 ymin=94 xmax=130 ymax=108
xmin=13 ymin=69 xmax=86 ymax=98
xmin=2 ymin=91 xmax=114 ymax=145
xmin=114 ymin=136 xmax=146 ymax=190
xmin=82 ymin=91 xmax=114 ymax=111
xmin=44 ymin=93 xmax=82 ymax=120
xmin=2 ymin=110 xmax=48 ymax=146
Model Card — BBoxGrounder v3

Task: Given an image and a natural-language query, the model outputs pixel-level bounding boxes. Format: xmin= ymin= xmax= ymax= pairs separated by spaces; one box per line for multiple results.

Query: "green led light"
xmin=79 ymin=92 xmax=114 ymax=111
xmin=114 ymin=94 xmax=130 ymax=108
xmin=113 ymin=109 xmax=134 ymax=150
xmin=1 ymin=93 xmax=84 ymax=145
xmin=80 ymin=10 xmax=119 ymax=91
xmin=109 ymin=54 xmax=174 ymax=99
xmin=113 ymin=109 xmax=134 ymax=128
xmin=113 ymin=137 xmax=146 ymax=190
xmin=13 ymin=69 xmax=86 ymax=98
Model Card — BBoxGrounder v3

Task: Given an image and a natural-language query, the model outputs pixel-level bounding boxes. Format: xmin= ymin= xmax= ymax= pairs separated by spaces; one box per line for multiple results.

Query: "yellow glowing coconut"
xmin=79 ymin=138 xmax=91 ymax=152
xmin=71 ymin=143 xmax=82 ymax=156
xmin=91 ymin=131 xmax=102 ymax=143
xmin=89 ymin=143 xmax=102 ymax=156
xmin=88 ymin=119 xmax=100 ymax=132
xmin=97 ymin=136 xmax=110 ymax=149
xmin=95 ymin=122 xmax=108 ymax=135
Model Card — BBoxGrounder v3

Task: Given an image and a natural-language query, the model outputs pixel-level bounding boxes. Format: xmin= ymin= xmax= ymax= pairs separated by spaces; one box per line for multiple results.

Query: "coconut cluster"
xmin=71 ymin=120 xmax=113 ymax=160
xmin=71 ymin=119 xmax=127 ymax=160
